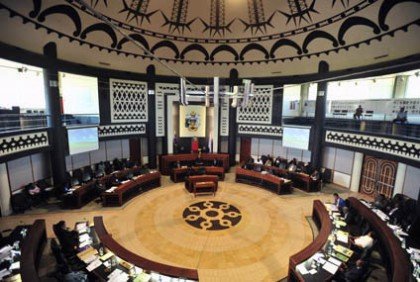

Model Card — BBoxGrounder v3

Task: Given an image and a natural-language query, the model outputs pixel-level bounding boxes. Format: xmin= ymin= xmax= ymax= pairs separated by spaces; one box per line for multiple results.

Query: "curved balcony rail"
xmin=0 ymin=113 xmax=49 ymax=132
xmin=283 ymin=116 xmax=420 ymax=140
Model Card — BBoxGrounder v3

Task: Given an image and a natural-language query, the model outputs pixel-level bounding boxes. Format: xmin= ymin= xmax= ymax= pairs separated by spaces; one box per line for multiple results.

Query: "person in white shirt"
xmin=351 ymin=231 xmax=375 ymax=250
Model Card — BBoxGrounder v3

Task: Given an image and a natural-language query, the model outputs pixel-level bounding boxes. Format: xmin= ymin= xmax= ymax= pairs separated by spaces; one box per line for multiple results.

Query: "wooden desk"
xmin=288 ymin=200 xmax=332 ymax=281
xmin=235 ymin=167 xmax=293 ymax=195
xmin=348 ymin=197 xmax=411 ymax=282
xmin=160 ymin=153 xmax=229 ymax=175
xmin=185 ymin=175 xmax=219 ymax=193
xmin=21 ymin=219 xmax=47 ymax=282
xmin=171 ymin=166 xmax=225 ymax=182
xmin=93 ymin=217 xmax=199 ymax=280
xmin=66 ymin=180 xmax=98 ymax=209
xmin=291 ymin=173 xmax=321 ymax=192
xmin=102 ymin=172 xmax=161 ymax=206
xmin=193 ymin=181 xmax=216 ymax=197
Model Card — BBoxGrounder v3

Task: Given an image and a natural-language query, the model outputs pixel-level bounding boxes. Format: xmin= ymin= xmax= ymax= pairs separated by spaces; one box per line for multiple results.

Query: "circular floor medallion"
xmin=182 ymin=201 xmax=242 ymax=230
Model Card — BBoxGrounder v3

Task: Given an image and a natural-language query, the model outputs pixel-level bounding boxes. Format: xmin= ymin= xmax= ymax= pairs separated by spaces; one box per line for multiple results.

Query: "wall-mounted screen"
xmin=67 ymin=127 xmax=99 ymax=155
xmin=179 ymin=105 xmax=206 ymax=137
xmin=282 ymin=127 xmax=311 ymax=150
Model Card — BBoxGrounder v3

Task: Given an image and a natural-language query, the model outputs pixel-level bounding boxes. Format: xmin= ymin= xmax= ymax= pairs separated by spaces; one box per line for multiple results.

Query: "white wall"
xmin=322 ymin=146 xmax=355 ymax=188
xmin=7 ymin=152 xmax=51 ymax=192
xmin=402 ymin=165 xmax=420 ymax=199
xmin=66 ymin=139 xmax=130 ymax=171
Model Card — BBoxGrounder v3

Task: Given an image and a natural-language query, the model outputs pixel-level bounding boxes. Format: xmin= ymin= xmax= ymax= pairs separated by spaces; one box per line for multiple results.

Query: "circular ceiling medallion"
xmin=182 ymin=201 xmax=242 ymax=231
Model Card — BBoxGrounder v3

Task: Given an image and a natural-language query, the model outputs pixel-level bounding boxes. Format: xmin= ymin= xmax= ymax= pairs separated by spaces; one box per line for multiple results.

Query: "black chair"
xmin=72 ymin=169 xmax=83 ymax=184
xmin=11 ymin=192 xmax=31 ymax=213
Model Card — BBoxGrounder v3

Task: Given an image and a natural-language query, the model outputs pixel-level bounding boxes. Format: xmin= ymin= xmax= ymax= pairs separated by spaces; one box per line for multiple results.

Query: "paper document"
xmin=86 ymin=258 xmax=102 ymax=272
xmin=309 ymin=269 xmax=317 ymax=275
xmin=328 ymin=257 xmax=342 ymax=266
xmin=296 ymin=264 xmax=309 ymax=275
xmin=322 ymin=261 xmax=339 ymax=274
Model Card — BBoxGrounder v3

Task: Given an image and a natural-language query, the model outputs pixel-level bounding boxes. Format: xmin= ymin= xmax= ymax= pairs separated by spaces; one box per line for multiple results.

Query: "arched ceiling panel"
xmin=0 ymin=0 xmax=419 ymax=77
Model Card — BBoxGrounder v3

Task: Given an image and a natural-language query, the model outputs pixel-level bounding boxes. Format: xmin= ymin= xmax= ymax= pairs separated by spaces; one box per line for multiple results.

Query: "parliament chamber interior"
xmin=0 ymin=0 xmax=420 ymax=281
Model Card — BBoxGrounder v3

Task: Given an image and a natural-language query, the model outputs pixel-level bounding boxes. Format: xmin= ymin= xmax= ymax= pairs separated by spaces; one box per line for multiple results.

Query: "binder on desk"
xmin=333 ymin=245 xmax=354 ymax=257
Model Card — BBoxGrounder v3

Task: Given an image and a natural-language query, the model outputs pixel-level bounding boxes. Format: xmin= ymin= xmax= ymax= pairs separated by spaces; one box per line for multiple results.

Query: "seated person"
xmin=265 ymin=157 xmax=273 ymax=166
xmin=194 ymin=157 xmax=204 ymax=166
xmin=388 ymin=202 xmax=404 ymax=226
xmin=333 ymin=193 xmax=346 ymax=209
xmin=353 ymin=105 xmax=363 ymax=120
xmin=287 ymin=158 xmax=297 ymax=172
xmin=53 ymin=221 xmax=78 ymax=255
xmin=335 ymin=259 xmax=367 ymax=282
xmin=392 ymin=107 xmax=408 ymax=124
xmin=303 ymin=162 xmax=313 ymax=174
xmin=274 ymin=157 xmax=282 ymax=167
xmin=212 ymin=159 xmax=219 ymax=166
xmin=255 ymin=158 xmax=263 ymax=165
xmin=342 ymin=206 xmax=352 ymax=224
xmin=350 ymin=231 xmax=375 ymax=251
xmin=310 ymin=170 xmax=320 ymax=181
xmin=246 ymin=157 xmax=255 ymax=164
xmin=372 ymin=193 xmax=388 ymax=211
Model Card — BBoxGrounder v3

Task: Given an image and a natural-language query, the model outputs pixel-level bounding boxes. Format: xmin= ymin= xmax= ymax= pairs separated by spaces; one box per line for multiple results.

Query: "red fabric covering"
xmin=191 ymin=139 xmax=199 ymax=152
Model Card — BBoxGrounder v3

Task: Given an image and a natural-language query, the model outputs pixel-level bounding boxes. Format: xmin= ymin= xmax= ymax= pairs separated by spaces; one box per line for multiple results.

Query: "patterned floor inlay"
xmin=182 ymin=201 xmax=242 ymax=231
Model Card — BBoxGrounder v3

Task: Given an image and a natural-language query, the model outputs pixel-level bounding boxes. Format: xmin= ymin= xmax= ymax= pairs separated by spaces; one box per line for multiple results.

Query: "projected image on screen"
xmin=282 ymin=127 xmax=310 ymax=150
xmin=68 ymin=127 xmax=99 ymax=155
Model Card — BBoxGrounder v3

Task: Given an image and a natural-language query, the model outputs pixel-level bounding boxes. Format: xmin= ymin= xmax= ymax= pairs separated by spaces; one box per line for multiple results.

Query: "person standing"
xmin=353 ymin=105 xmax=363 ymax=120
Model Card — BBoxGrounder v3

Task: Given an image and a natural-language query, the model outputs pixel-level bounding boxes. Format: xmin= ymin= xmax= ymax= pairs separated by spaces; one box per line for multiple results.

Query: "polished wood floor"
xmin=0 ymin=172 xmax=368 ymax=281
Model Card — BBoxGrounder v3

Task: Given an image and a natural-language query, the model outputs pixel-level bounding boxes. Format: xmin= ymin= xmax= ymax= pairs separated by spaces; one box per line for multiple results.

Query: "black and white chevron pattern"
xmin=325 ymin=130 xmax=420 ymax=162
xmin=238 ymin=124 xmax=282 ymax=137
xmin=98 ymin=124 xmax=146 ymax=137
xmin=0 ymin=131 xmax=49 ymax=157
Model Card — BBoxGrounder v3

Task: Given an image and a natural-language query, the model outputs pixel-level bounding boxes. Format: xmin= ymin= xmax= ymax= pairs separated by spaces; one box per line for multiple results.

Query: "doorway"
xmin=359 ymin=155 xmax=397 ymax=198
xmin=239 ymin=137 xmax=251 ymax=163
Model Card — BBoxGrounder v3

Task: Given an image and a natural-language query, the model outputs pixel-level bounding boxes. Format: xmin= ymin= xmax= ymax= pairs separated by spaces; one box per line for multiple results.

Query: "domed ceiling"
xmin=0 ymin=0 xmax=419 ymax=77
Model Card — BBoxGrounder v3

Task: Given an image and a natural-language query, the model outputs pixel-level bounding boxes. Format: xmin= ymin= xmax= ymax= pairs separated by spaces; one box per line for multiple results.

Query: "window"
xmin=308 ymin=83 xmax=318 ymax=100
xmin=282 ymin=84 xmax=301 ymax=117
xmin=0 ymin=58 xmax=45 ymax=110
xmin=59 ymin=72 xmax=99 ymax=124
xmin=406 ymin=73 xmax=420 ymax=98
xmin=327 ymin=76 xmax=394 ymax=101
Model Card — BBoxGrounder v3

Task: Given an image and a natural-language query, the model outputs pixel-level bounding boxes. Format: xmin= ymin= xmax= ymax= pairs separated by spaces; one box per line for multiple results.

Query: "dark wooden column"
xmin=227 ymin=69 xmax=240 ymax=166
xmin=310 ymin=61 xmax=329 ymax=170
xmin=43 ymin=42 xmax=67 ymax=188
xmin=146 ymin=66 xmax=157 ymax=168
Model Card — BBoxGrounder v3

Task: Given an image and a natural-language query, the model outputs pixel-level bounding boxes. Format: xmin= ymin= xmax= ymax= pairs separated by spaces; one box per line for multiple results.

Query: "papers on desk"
xmin=324 ymin=203 xmax=339 ymax=212
xmin=322 ymin=261 xmax=339 ymax=275
xmin=333 ymin=245 xmax=354 ymax=257
xmin=334 ymin=220 xmax=347 ymax=228
xmin=79 ymin=233 xmax=90 ymax=243
xmin=333 ymin=252 xmax=350 ymax=263
xmin=361 ymin=200 xmax=372 ymax=208
xmin=100 ymin=252 xmax=114 ymax=262
xmin=0 ymin=269 xmax=11 ymax=280
xmin=373 ymin=209 xmax=389 ymax=221
xmin=336 ymin=230 xmax=349 ymax=243
xmin=308 ymin=269 xmax=317 ymax=275
xmin=137 ymin=272 xmax=152 ymax=282
xmin=108 ymin=269 xmax=129 ymax=282
xmin=121 ymin=180 xmax=130 ymax=184
xmin=296 ymin=264 xmax=309 ymax=275
xmin=106 ymin=186 xmax=118 ymax=193
xmin=86 ymin=258 xmax=102 ymax=272
xmin=328 ymin=257 xmax=342 ymax=266
xmin=0 ymin=245 xmax=13 ymax=261
xmin=9 ymin=261 xmax=20 ymax=271
xmin=77 ymin=246 xmax=98 ymax=264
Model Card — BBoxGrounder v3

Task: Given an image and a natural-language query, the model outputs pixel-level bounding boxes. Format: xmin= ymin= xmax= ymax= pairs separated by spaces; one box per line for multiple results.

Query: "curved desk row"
xmin=65 ymin=167 xmax=158 ymax=208
xmin=235 ymin=167 xmax=293 ymax=194
xmin=101 ymin=171 xmax=161 ymax=206
xmin=288 ymin=198 xmax=413 ymax=281
xmin=160 ymin=153 xmax=229 ymax=175
xmin=347 ymin=197 xmax=411 ymax=282
xmin=288 ymin=200 xmax=332 ymax=281
xmin=93 ymin=216 xmax=199 ymax=280
xmin=0 ymin=220 xmax=47 ymax=282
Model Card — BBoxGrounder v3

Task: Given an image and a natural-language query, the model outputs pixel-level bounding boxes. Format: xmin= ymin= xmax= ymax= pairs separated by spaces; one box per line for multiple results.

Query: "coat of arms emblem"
xmin=185 ymin=110 xmax=200 ymax=132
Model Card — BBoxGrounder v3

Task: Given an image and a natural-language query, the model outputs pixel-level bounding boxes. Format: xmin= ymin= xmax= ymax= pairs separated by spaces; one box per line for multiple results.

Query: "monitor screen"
xmin=282 ymin=127 xmax=311 ymax=150
xmin=67 ymin=127 xmax=99 ymax=155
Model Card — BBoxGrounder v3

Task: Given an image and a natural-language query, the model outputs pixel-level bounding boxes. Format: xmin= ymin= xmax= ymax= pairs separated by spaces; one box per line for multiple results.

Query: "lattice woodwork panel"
xmin=236 ymin=85 xmax=273 ymax=124
xmin=110 ymin=78 xmax=148 ymax=123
